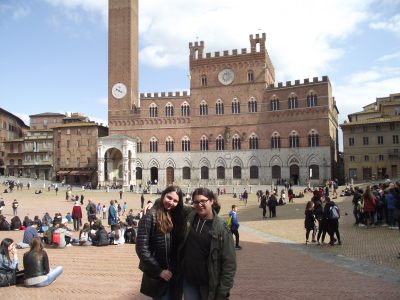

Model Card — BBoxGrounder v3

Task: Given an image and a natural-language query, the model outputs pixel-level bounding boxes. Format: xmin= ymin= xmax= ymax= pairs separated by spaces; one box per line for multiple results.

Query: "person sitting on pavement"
xmin=0 ymin=216 xmax=11 ymax=231
xmin=0 ymin=238 xmax=23 ymax=287
xmin=33 ymin=216 xmax=43 ymax=233
xmin=10 ymin=216 xmax=22 ymax=230
xmin=23 ymin=237 xmax=63 ymax=287
xmin=17 ymin=220 xmax=39 ymax=249
xmin=41 ymin=213 xmax=52 ymax=228
xmin=22 ymin=216 xmax=32 ymax=229
xmin=89 ymin=220 xmax=109 ymax=246
xmin=77 ymin=223 xmax=91 ymax=246
xmin=109 ymin=222 xmax=125 ymax=245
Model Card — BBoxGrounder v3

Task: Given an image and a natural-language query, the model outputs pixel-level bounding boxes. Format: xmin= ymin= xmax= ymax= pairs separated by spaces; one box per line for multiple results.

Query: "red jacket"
xmin=363 ymin=195 xmax=376 ymax=212
xmin=72 ymin=205 xmax=82 ymax=219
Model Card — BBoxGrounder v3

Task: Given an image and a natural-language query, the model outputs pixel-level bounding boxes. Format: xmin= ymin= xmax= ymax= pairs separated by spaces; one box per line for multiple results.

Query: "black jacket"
xmin=91 ymin=229 xmax=109 ymax=246
xmin=23 ymin=251 xmax=49 ymax=279
xmin=136 ymin=204 xmax=170 ymax=278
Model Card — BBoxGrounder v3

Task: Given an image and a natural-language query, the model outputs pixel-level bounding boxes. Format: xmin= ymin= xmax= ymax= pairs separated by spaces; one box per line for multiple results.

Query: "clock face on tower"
xmin=218 ymin=69 xmax=235 ymax=85
xmin=111 ymin=82 xmax=127 ymax=99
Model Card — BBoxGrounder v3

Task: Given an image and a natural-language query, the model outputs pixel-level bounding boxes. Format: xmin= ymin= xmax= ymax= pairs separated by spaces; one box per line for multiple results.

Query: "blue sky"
xmin=1 ymin=0 xmax=400 ymax=150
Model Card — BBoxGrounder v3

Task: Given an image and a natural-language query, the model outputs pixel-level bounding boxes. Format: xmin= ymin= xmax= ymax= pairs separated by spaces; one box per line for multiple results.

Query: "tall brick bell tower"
xmin=108 ymin=0 xmax=138 ymax=134
xmin=97 ymin=0 xmax=138 ymax=189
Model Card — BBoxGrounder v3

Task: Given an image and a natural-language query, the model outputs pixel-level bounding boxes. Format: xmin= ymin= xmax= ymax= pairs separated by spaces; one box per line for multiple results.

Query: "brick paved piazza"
xmin=0 ymin=183 xmax=399 ymax=299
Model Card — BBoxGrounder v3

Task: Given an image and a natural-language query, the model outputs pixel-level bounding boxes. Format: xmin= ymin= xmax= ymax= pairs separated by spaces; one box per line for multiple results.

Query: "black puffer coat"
xmin=136 ymin=203 xmax=170 ymax=278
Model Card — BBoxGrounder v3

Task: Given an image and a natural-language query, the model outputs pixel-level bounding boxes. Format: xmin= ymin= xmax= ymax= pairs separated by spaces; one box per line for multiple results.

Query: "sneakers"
xmin=235 ymin=245 xmax=242 ymax=250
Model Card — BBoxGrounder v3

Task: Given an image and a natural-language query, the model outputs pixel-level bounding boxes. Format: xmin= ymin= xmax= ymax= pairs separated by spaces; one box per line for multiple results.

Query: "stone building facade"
xmin=0 ymin=107 xmax=29 ymax=176
xmin=53 ymin=114 xmax=108 ymax=186
xmin=101 ymin=0 xmax=339 ymax=188
xmin=341 ymin=93 xmax=400 ymax=182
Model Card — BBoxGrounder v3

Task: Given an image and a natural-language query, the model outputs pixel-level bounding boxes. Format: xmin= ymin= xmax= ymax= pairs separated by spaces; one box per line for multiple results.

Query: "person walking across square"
xmin=229 ymin=205 xmax=242 ymax=249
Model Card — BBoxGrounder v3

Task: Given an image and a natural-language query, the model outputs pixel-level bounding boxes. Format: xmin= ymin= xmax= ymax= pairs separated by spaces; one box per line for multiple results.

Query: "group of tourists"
xmin=304 ymin=189 xmax=342 ymax=246
xmin=351 ymin=181 xmax=400 ymax=230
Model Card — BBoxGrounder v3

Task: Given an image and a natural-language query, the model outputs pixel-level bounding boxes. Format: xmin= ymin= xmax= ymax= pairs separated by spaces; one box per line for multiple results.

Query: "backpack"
xmin=225 ymin=215 xmax=232 ymax=229
xmin=329 ymin=205 xmax=340 ymax=220
xmin=52 ymin=231 xmax=61 ymax=245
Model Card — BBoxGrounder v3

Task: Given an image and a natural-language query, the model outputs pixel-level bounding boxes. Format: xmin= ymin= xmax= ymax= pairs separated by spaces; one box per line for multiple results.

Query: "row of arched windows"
xmin=147 ymin=93 xmax=318 ymax=117
xmin=136 ymin=130 xmax=319 ymax=153
xmin=136 ymin=164 xmax=320 ymax=180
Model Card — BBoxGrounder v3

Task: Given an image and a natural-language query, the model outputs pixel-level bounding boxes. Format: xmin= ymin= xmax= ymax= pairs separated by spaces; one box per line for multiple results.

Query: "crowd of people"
xmin=349 ymin=182 xmax=400 ymax=231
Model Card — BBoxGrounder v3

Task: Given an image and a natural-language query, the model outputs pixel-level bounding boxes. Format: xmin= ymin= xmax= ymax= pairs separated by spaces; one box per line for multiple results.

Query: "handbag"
xmin=140 ymin=272 xmax=168 ymax=298
xmin=0 ymin=268 xmax=16 ymax=287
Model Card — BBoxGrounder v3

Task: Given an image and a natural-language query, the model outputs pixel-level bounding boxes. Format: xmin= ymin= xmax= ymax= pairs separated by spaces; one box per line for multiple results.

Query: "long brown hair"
xmin=156 ymin=185 xmax=183 ymax=234
xmin=29 ymin=237 xmax=44 ymax=258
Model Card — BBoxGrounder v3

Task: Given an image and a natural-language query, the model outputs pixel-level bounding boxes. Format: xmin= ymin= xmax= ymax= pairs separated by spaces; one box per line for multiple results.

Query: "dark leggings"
xmin=231 ymin=229 xmax=240 ymax=247
xmin=317 ymin=219 xmax=327 ymax=242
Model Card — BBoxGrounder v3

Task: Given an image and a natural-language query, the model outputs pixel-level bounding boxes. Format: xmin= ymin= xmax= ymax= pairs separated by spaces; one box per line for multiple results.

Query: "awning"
xmin=57 ymin=171 xmax=71 ymax=175
xmin=69 ymin=171 xmax=94 ymax=176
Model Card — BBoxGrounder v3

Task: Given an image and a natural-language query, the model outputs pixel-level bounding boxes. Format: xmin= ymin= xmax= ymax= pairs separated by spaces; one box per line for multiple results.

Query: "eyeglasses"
xmin=192 ymin=199 xmax=209 ymax=206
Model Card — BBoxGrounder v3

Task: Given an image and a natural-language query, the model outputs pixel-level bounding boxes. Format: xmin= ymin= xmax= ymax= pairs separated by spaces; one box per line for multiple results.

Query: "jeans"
xmin=30 ymin=266 xmax=63 ymax=287
xmin=387 ymin=208 xmax=395 ymax=227
xmin=183 ymin=279 xmax=209 ymax=300
xmin=13 ymin=208 xmax=18 ymax=216
xmin=73 ymin=218 xmax=81 ymax=231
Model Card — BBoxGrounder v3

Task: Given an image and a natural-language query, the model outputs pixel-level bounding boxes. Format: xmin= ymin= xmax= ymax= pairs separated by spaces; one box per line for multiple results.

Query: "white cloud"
xmin=0 ymin=2 xmax=30 ymax=19
xmin=137 ymin=0 xmax=372 ymax=82
xmin=44 ymin=0 xmax=108 ymax=24
xmin=377 ymin=51 xmax=400 ymax=62
xmin=335 ymin=68 xmax=400 ymax=123
xmin=370 ymin=14 xmax=400 ymax=34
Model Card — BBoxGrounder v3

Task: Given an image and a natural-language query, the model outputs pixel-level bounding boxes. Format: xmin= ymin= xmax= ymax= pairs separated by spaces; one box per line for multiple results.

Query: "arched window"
xmin=233 ymin=166 xmax=241 ymax=179
xmin=271 ymin=97 xmax=279 ymax=111
xmin=308 ymin=130 xmax=319 ymax=147
xmin=250 ymin=166 xmax=259 ymax=179
xmin=271 ymin=132 xmax=281 ymax=149
xmin=200 ymin=100 xmax=208 ymax=116
xmin=232 ymin=134 xmax=241 ymax=150
xmin=248 ymin=97 xmax=257 ymax=113
xmin=150 ymin=137 xmax=158 ymax=152
xmin=249 ymin=134 xmax=258 ymax=150
xmin=289 ymin=131 xmax=300 ymax=148
xmin=136 ymin=167 xmax=142 ymax=179
xmin=181 ymin=136 xmax=190 ymax=152
xmin=201 ymin=75 xmax=208 ymax=87
xmin=247 ymin=70 xmax=254 ymax=82
xmin=149 ymin=103 xmax=158 ymax=118
xmin=272 ymin=165 xmax=281 ymax=179
xmin=216 ymin=135 xmax=224 ymax=151
xmin=181 ymin=102 xmax=190 ymax=117
xmin=200 ymin=136 xmax=208 ymax=151
xmin=182 ymin=167 xmax=191 ymax=179
xmin=307 ymin=92 xmax=317 ymax=107
xmin=165 ymin=136 xmax=174 ymax=152
xmin=231 ymin=98 xmax=240 ymax=114
xmin=165 ymin=103 xmax=174 ymax=117
xmin=137 ymin=139 xmax=142 ymax=153
xmin=309 ymin=165 xmax=319 ymax=179
xmin=215 ymin=99 xmax=224 ymax=115
xmin=217 ymin=166 xmax=225 ymax=179
xmin=201 ymin=166 xmax=209 ymax=179
xmin=288 ymin=95 xmax=298 ymax=109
